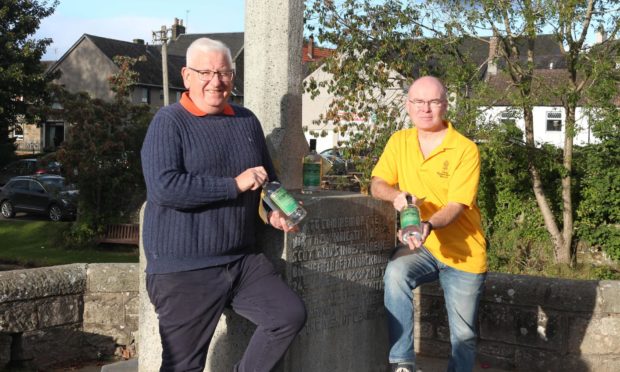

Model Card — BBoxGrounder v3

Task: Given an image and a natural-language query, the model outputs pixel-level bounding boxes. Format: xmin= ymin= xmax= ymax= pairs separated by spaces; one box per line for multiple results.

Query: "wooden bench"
xmin=99 ymin=224 xmax=139 ymax=246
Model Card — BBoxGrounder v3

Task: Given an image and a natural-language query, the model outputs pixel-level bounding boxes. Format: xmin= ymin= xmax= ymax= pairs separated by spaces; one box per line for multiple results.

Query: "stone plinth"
xmin=281 ymin=192 xmax=394 ymax=371
xmin=138 ymin=192 xmax=396 ymax=371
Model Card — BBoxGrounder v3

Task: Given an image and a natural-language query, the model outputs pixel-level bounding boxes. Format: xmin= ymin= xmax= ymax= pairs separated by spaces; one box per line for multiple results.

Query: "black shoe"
xmin=390 ymin=363 xmax=414 ymax=372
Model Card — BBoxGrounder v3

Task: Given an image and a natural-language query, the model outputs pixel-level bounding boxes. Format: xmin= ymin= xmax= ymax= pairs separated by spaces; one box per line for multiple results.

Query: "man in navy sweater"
xmin=141 ymin=37 xmax=307 ymax=372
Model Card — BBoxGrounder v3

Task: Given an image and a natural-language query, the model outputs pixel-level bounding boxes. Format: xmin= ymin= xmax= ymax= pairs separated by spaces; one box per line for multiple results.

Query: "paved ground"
xmin=417 ymin=356 xmax=507 ymax=372
xmin=59 ymin=356 xmax=509 ymax=372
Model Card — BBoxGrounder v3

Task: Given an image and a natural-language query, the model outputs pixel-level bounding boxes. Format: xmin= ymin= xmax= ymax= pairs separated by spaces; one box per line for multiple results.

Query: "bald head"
xmin=408 ymin=76 xmax=447 ymax=101
xmin=406 ymin=75 xmax=448 ymax=131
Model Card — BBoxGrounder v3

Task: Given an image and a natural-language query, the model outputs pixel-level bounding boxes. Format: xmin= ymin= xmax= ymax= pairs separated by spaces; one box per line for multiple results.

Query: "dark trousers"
xmin=146 ymin=253 xmax=307 ymax=372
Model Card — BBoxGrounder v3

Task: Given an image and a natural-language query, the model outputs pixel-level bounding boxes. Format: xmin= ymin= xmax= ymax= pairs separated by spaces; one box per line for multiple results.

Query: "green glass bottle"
xmin=263 ymin=181 xmax=307 ymax=227
xmin=302 ymin=138 xmax=322 ymax=194
xmin=400 ymin=195 xmax=422 ymax=242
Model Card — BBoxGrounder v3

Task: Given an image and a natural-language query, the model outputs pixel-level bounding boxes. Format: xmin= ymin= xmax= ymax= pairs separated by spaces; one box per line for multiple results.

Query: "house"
xmin=15 ymin=19 xmax=245 ymax=153
xmin=478 ymin=32 xmax=619 ymax=147
xmin=15 ymin=21 xmax=331 ymax=154
xmin=302 ymin=33 xmax=616 ymax=150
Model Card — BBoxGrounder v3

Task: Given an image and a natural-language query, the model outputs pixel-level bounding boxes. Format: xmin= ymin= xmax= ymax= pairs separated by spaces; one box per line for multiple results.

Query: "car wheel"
xmin=48 ymin=204 xmax=63 ymax=222
xmin=1 ymin=200 xmax=15 ymax=218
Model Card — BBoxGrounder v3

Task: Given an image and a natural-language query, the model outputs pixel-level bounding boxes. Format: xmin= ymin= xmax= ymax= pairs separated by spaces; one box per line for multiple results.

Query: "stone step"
xmin=100 ymin=359 xmax=138 ymax=372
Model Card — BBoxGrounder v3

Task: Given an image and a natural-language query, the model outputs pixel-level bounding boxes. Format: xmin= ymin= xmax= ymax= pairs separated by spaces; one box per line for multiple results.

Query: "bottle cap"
xmin=406 ymin=194 xmax=413 ymax=204
xmin=309 ymin=138 xmax=317 ymax=151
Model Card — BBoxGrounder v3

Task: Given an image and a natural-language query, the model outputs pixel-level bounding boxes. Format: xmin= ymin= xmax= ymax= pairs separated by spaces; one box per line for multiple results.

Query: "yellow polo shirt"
xmin=371 ymin=121 xmax=487 ymax=273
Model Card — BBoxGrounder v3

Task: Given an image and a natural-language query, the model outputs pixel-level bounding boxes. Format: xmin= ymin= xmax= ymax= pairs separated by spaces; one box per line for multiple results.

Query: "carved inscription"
xmin=287 ymin=213 xmax=393 ymax=333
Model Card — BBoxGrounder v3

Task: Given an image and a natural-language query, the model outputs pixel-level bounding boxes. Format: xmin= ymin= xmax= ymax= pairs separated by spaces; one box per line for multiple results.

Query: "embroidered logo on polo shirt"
xmin=437 ymin=160 xmax=450 ymax=178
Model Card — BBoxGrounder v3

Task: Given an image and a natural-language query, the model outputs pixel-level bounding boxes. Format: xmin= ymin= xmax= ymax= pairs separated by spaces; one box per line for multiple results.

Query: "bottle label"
xmin=302 ymin=163 xmax=321 ymax=187
xmin=400 ymin=207 xmax=420 ymax=228
xmin=269 ymin=187 xmax=299 ymax=215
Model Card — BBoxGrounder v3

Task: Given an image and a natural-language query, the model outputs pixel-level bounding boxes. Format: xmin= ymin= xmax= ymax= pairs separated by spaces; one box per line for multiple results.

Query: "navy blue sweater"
xmin=141 ymin=100 xmax=276 ymax=274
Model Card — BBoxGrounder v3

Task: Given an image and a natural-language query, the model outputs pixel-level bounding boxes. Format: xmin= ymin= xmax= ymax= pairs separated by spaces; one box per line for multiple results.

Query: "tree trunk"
xmin=523 ymin=107 xmax=566 ymax=260
xmin=560 ymin=104 xmax=576 ymax=265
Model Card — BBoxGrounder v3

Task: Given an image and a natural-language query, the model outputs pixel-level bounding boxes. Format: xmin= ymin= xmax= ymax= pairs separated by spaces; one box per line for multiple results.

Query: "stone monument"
xmin=279 ymin=192 xmax=393 ymax=371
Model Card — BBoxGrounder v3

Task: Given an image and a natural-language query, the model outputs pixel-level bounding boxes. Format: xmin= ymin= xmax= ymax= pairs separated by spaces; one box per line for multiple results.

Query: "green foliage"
xmin=477 ymin=121 xmax=555 ymax=272
xmin=0 ymin=0 xmax=58 ymax=165
xmin=34 ymin=56 xmax=152 ymax=243
xmin=55 ymin=90 xmax=150 ymax=227
xmin=304 ymin=0 xmax=486 ymax=186
xmin=590 ymin=265 xmax=620 ymax=281
xmin=574 ymin=137 xmax=620 ymax=260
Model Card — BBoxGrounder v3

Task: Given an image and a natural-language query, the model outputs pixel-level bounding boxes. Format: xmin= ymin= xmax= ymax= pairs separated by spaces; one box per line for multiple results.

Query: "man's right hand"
xmin=392 ymin=192 xmax=409 ymax=212
xmin=235 ymin=166 xmax=268 ymax=192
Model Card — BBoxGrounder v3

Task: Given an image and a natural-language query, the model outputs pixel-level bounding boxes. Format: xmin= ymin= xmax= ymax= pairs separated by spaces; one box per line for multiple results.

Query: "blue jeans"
xmin=384 ymin=246 xmax=486 ymax=372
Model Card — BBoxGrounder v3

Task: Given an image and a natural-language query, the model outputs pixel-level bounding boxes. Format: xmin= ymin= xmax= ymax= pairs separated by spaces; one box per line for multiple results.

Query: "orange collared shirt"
xmin=179 ymin=91 xmax=235 ymax=117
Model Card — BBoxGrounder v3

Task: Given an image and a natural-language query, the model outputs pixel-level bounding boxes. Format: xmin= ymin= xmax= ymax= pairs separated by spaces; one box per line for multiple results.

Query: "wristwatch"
xmin=422 ymin=220 xmax=433 ymax=232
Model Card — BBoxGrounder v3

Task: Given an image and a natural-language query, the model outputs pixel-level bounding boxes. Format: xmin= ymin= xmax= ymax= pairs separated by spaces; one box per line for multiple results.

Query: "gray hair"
xmin=186 ymin=38 xmax=233 ymax=67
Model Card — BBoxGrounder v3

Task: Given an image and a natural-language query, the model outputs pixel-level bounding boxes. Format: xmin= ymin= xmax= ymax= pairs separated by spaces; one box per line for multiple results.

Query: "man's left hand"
xmin=398 ymin=222 xmax=432 ymax=250
xmin=268 ymin=210 xmax=299 ymax=233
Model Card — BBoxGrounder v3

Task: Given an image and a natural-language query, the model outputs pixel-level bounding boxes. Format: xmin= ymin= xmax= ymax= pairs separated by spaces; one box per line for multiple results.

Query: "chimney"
xmin=307 ymin=35 xmax=314 ymax=60
xmin=171 ymin=18 xmax=186 ymax=40
xmin=595 ymin=26 xmax=607 ymax=44
xmin=486 ymin=36 xmax=499 ymax=79
xmin=133 ymin=39 xmax=145 ymax=45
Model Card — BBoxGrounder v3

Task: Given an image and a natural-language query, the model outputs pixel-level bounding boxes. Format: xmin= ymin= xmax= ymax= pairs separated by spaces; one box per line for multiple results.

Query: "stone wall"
xmin=415 ymin=273 xmax=620 ymax=371
xmin=0 ymin=263 xmax=138 ymax=370
xmin=1 ymin=262 xmax=619 ymax=371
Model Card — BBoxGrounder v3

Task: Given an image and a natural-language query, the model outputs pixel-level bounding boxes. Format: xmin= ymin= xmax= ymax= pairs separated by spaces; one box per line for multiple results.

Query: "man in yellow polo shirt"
xmin=371 ymin=76 xmax=486 ymax=372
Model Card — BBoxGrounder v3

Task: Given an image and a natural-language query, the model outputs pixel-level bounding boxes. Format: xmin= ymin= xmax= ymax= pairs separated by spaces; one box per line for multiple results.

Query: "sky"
xmin=35 ymin=0 xmax=246 ymax=60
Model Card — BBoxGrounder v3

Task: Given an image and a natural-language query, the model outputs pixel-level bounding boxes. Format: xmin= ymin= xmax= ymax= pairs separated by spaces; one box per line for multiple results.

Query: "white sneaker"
xmin=391 ymin=363 xmax=414 ymax=372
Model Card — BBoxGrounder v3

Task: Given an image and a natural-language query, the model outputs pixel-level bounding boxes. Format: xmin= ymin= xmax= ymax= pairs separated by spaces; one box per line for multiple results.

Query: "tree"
xmin=439 ymin=0 xmax=620 ymax=265
xmin=0 ymin=0 xmax=58 ymax=165
xmin=306 ymin=0 xmax=620 ymax=267
xmin=304 ymin=0 xmax=486 ymax=190
xmin=37 ymin=56 xmax=151 ymax=245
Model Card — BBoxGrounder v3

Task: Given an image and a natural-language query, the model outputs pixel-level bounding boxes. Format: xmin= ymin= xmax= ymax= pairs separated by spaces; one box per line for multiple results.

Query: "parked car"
xmin=0 ymin=175 xmax=78 ymax=221
xmin=319 ymin=148 xmax=349 ymax=175
xmin=0 ymin=159 xmax=62 ymax=185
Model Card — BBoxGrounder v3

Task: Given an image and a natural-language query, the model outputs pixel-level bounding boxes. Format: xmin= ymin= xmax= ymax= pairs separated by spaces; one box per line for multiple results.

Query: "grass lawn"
xmin=0 ymin=219 xmax=138 ymax=268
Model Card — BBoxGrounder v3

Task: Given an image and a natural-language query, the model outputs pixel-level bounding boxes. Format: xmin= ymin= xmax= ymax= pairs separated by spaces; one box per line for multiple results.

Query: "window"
xmin=141 ymin=88 xmax=150 ymax=104
xmin=546 ymin=111 xmax=563 ymax=131
xmin=10 ymin=180 xmax=29 ymax=190
xmin=12 ymin=124 xmax=23 ymax=140
xmin=499 ymin=110 xmax=517 ymax=126
xmin=30 ymin=181 xmax=45 ymax=193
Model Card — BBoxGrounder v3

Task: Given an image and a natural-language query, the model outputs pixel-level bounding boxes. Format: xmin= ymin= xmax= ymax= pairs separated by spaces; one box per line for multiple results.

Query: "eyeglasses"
xmin=187 ymin=67 xmax=235 ymax=82
xmin=408 ymin=99 xmax=445 ymax=109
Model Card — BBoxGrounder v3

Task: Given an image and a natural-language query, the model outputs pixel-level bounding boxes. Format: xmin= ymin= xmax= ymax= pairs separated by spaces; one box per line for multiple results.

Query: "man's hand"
xmin=268 ymin=210 xmax=300 ymax=233
xmin=392 ymin=192 xmax=409 ymax=212
xmin=398 ymin=221 xmax=432 ymax=250
xmin=235 ymin=166 xmax=268 ymax=192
